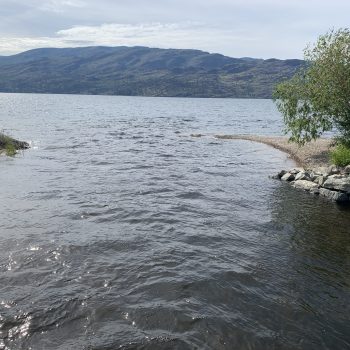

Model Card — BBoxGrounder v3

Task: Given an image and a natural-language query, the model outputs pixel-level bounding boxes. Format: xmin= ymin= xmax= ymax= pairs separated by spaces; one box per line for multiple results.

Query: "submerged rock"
xmin=319 ymin=188 xmax=349 ymax=203
xmin=310 ymin=187 xmax=320 ymax=195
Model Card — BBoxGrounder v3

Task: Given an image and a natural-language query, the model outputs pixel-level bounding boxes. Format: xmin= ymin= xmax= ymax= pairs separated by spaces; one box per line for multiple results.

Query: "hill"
xmin=0 ymin=46 xmax=304 ymax=98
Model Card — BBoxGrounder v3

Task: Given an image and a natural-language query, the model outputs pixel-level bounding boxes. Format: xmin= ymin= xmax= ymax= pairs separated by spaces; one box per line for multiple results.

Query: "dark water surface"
xmin=0 ymin=94 xmax=349 ymax=350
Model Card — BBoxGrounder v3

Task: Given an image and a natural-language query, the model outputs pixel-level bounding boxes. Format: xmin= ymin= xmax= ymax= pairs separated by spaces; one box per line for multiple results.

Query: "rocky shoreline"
xmin=274 ymin=166 xmax=350 ymax=203
xmin=211 ymin=134 xmax=350 ymax=203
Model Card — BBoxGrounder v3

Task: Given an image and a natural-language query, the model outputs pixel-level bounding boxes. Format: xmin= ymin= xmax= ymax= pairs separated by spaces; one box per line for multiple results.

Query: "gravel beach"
xmin=214 ymin=134 xmax=334 ymax=168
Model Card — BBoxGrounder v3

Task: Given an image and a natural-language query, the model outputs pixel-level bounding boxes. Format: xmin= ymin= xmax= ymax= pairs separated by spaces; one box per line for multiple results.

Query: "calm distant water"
xmin=0 ymin=93 xmax=349 ymax=350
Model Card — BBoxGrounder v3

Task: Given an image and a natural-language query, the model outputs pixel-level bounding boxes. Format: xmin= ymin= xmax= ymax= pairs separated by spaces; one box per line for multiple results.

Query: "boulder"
xmin=281 ymin=172 xmax=295 ymax=182
xmin=313 ymin=165 xmax=340 ymax=177
xmin=319 ymin=188 xmax=349 ymax=203
xmin=295 ymin=171 xmax=311 ymax=181
xmin=277 ymin=170 xmax=287 ymax=179
xmin=344 ymin=165 xmax=350 ymax=174
xmin=292 ymin=180 xmax=319 ymax=191
xmin=313 ymin=166 xmax=331 ymax=177
xmin=313 ymin=175 xmax=326 ymax=186
xmin=327 ymin=165 xmax=341 ymax=175
xmin=290 ymin=167 xmax=304 ymax=175
xmin=323 ymin=175 xmax=350 ymax=193
xmin=310 ymin=187 xmax=320 ymax=195
xmin=308 ymin=172 xmax=317 ymax=181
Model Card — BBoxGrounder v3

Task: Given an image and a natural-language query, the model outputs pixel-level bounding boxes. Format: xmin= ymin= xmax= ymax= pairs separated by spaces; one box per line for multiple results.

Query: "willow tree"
xmin=274 ymin=28 xmax=350 ymax=145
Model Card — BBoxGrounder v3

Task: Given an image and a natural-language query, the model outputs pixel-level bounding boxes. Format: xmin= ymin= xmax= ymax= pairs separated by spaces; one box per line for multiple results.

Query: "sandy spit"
xmin=214 ymin=134 xmax=334 ymax=168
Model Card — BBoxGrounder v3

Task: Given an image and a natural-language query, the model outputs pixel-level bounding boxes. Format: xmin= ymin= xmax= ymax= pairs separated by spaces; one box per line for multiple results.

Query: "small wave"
xmin=176 ymin=191 xmax=205 ymax=200
xmin=139 ymin=188 xmax=172 ymax=196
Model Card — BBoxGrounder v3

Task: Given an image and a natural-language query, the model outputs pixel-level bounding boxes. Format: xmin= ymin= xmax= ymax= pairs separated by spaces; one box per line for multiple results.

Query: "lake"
xmin=0 ymin=93 xmax=349 ymax=350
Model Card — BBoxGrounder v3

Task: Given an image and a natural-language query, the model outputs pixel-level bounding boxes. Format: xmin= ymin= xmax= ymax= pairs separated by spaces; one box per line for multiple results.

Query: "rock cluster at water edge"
xmin=274 ymin=165 xmax=350 ymax=203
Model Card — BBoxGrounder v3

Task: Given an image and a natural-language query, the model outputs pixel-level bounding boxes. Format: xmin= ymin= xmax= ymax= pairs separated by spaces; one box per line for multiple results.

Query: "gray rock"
xmin=314 ymin=175 xmax=326 ymax=186
xmin=344 ymin=165 xmax=350 ymax=174
xmin=290 ymin=167 xmax=304 ymax=175
xmin=277 ymin=170 xmax=287 ymax=179
xmin=313 ymin=166 xmax=331 ymax=176
xmin=308 ymin=172 xmax=317 ymax=181
xmin=319 ymin=188 xmax=349 ymax=202
xmin=295 ymin=171 xmax=311 ymax=181
xmin=310 ymin=187 xmax=320 ymax=195
xmin=327 ymin=165 xmax=341 ymax=175
xmin=292 ymin=180 xmax=319 ymax=191
xmin=281 ymin=172 xmax=295 ymax=182
xmin=323 ymin=175 xmax=350 ymax=193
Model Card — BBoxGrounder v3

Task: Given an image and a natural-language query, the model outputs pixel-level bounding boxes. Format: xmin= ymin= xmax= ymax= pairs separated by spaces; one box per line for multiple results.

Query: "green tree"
xmin=273 ymin=28 xmax=350 ymax=145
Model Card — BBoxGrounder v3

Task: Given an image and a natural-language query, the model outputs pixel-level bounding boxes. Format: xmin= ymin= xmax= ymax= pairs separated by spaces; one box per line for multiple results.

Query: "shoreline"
xmin=214 ymin=134 xmax=334 ymax=168
xmin=211 ymin=134 xmax=350 ymax=203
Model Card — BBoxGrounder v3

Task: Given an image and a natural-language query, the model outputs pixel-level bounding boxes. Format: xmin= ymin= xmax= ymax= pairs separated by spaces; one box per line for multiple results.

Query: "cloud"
xmin=1 ymin=0 xmax=350 ymax=58
xmin=0 ymin=22 xmax=258 ymax=57
xmin=57 ymin=22 xmax=254 ymax=46
xmin=39 ymin=0 xmax=86 ymax=13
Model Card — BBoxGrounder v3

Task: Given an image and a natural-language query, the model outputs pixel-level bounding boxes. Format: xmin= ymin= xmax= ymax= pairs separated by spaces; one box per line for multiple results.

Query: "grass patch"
xmin=0 ymin=133 xmax=22 ymax=157
xmin=5 ymin=141 xmax=17 ymax=156
xmin=330 ymin=144 xmax=350 ymax=166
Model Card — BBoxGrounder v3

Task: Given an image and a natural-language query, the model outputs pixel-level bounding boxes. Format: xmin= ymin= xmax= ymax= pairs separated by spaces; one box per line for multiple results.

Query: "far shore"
xmin=213 ymin=134 xmax=334 ymax=168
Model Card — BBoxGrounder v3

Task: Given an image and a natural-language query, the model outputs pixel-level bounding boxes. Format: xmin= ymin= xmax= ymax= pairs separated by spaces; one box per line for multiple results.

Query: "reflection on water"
xmin=0 ymin=94 xmax=349 ymax=350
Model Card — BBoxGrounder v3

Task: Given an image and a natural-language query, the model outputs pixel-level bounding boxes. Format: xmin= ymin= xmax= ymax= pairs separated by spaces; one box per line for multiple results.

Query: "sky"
xmin=0 ymin=0 xmax=349 ymax=59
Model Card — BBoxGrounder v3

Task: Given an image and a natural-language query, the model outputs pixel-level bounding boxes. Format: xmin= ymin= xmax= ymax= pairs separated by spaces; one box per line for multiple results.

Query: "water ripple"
xmin=0 ymin=94 xmax=349 ymax=349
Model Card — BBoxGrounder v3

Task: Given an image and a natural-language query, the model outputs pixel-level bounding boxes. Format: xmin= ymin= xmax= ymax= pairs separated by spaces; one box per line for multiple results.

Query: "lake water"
xmin=0 ymin=93 xmax=349 ymax=350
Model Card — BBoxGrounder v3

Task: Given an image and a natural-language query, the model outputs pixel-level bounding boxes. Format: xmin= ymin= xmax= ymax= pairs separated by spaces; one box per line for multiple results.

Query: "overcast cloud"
xmin=0 ymin=0 xmax=349 ymax=58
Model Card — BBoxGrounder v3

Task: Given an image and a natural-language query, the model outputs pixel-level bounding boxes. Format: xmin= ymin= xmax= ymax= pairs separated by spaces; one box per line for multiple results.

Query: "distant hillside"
xmin=0 ymin=46 xmax=304 ymax=98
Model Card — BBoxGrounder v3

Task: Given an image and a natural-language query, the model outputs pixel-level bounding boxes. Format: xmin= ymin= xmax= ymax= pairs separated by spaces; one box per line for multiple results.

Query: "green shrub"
xmin=331 ymin=144 xmax=350 ymax=166
xmin=274 ymin=29 xmax=350 ymax=145
xmin=0 ymin=133 xmax=17 ymax=157
xmin=5 ymin=141 xmax=16 ymax=157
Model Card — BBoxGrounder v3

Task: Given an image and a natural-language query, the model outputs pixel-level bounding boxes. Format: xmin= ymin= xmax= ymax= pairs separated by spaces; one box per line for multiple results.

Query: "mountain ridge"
xmin=0 ymin=46 xmax=304 ymax=98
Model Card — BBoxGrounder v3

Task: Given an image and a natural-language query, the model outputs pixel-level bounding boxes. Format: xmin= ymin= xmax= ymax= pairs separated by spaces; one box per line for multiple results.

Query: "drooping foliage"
xmin=274 ymin=28 xmax=350 ymax=145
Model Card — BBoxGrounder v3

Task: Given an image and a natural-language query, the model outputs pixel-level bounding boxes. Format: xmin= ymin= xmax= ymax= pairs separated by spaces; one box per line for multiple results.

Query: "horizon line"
xmin=0 ymin=45 xmax=302 ymax=61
